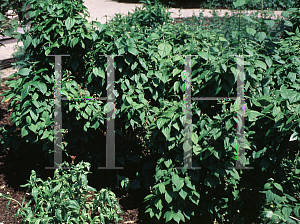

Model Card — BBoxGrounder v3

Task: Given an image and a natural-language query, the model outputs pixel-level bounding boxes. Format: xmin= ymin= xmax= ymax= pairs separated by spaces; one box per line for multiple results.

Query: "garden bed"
xmin=0 ymin=2 xmax=299 ymax=223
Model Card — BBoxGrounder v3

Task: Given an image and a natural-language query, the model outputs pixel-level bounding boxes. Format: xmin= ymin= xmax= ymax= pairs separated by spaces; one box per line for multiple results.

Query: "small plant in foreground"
xmin=0 ymin=161 xmax=123 ymax=223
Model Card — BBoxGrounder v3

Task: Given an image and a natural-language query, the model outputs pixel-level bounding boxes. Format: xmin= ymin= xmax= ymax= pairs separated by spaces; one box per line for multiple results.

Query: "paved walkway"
xmin=84 ymin=0 xmax=284 ymax=24
xmin=0 ymin=0 xmax=285 ymax=79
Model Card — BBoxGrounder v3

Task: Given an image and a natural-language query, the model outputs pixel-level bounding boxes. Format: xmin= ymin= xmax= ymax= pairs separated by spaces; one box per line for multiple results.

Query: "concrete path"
xmin=84 ymin=0 xmax=284 ymax=24
xmin=0 ymin=0 xmax=286 ymax=79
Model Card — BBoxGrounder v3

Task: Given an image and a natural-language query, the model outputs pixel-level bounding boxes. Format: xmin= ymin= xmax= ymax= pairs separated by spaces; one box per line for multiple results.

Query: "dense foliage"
xmin=0 ymin=0 xmax=22 ymax=43
xmin=0 ymin=161 xmax=123 ymax=223
xmin=0 ymin=0 xmax=299 ymax=223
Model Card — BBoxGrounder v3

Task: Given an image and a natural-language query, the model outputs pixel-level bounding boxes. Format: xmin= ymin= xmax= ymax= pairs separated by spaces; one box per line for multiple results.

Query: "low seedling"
xmin=0 ymin=161 xmax=123 ymax=223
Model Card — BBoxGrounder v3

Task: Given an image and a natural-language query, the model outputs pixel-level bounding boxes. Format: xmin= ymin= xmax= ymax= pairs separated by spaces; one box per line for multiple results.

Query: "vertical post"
xmin=175 ymin=54 xmax=253 ymax=170
xmin=228 ymin=54 xmax=253 ymax=170
xmin=98 ymin=55 xmax=123 ymax=170
xmin=46 ymin=54 xmax=70 ymax=170
xmin=176 ymin=55 xmax=201 ymax=170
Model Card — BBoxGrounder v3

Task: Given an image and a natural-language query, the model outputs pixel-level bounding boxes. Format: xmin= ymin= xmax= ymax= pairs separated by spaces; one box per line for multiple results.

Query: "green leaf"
xmin=173 ymin=122 xmax=180 ymax=131
xmin=185 ymin=177 xmax=195 ymax=190
xmin=21 ymin=126 xmax=28 ymax=137
xmin=264 ymin=20 xmax=275 ymax=29
xmin=128 ymin=47 xmax=138 ymax=56
xmin=71 ymin=38 xmax=79 ymax=48
xmin=32 ymin=187 xmax=38 ymax=203
xmin=264 ymin=182 xmax=271 ymax=189
xmin=274 ymin=183 xmax=283 ymax=192
xmin=162 ymin=126 xmax=170 ymax=139
xmin=93 ymin=67 xmax=105 ymax=79
xmin=68 ymin=200 xmax=80 ymax=209
xmin=272 ymin=106 xmax=281 ymax=117
xmin=32 ymin=81 xmax=47 ymax=94
xmin=43 ymin=47 xmax=50 ymax=56
xmin=254 ymin=60 xmax=267 ymax=70
xmin=264 ymin=56 xmax=272 ymax=68
xmin=0 ymin=13 xmax=6 ymax=22
xmin=23 ymin=35 xmax=32 ymax=50
xmin=221 ymin=64 xmax=227 ymax=72
xmin=173 ymin=68 xmax=182 ymax=77
xmin=26 ymin=116 xmax=32 ymax=125
xmin=281 ymin=10 xmax=290 ymax=18
xmin=18 ymin=68 xmax=31 ymax=76
xmin=198 ymin=51 xmax=209 ymax=61
xmin=284 ymin=20 xmax=293 ymax=27
xmin=65 ymin=17 xmax=75 ymax=30
xmin=164 ymin=159 xmax=172 ymax=168
xmin=219 ymin=37 xmax=228 ymax=42
xmin=280 ymin=86 xmax=300 ymax=104
xmin=246 ymin=27 xmax=256 ymax=36
xmin=225 ymin=118 xmax=234 ymax=130
xmin=192 ymin=132 xmax=198 ymax=144
xmin=164 ymin=211 xmax=173 ymax=222
xmin=157 ymin=118 xmax=166 ymax=129
xmin=179 ymin=188 xmax=188 ymax=200
xmin=294 ymin=206 xmax=300 ymax=217
xmin=173 ymin=212 xmax=181 ymax=223
xmin=165 ymin=191 xmax=172 ymax=203
xmin=174 ymin=81 xmax=179 ymax=93
xmin=242 ymin=15 xmax=259 ymax=24
xmin=32 ymin=92 xmax=39 ymax=101
xmin=255 ymin=32 xmax=266 ymax=43
xmin=266 ymin=190 xmax=275 ymax=202
xmin=21 ymin=86 xmax=30 ymax=100
xmin=41 ymin=131 xmax=50 ymax=139
xmin=52 ymin=182 xmax=62 ymax=194
xmin=289 ymin=132 xmax=298 ymax=142
xmin=158 ymin=183 xmax=166 ymax=194
xmin=233 ymin=0 xmax=248 ymax=8
xmin=230 ymin=67 xmax=237 ymax=79
xmin=30 ymin=109 xmax=39 ymax=122
xmin=157 ymin=43 xmax=172 ymax=58
xmin=246 ymin=110 xmax=262 ymax=121
xmin=282 ymin=207 xmax=292 ymax=220
xmin=172 ymin=174 xmax=184 ymax=191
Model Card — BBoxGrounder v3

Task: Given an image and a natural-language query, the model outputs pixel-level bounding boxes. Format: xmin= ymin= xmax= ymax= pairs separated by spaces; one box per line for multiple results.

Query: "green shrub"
xmin=108 ymin=0 xmax=174 ymax=30
xmin=1 ymin=0 xmax=299 ymax=223
xmin=0 ymin=0 xmax=98 ymax=163
xmin=259 ymin=177 xmax=300 ymax=223
xmin=11 ymin=44 xmax=31 ymax=70
xmin=0 ymin=161 xmax=123 ymax=223
xmin=0 ymin=0 xmax=21 ymax=43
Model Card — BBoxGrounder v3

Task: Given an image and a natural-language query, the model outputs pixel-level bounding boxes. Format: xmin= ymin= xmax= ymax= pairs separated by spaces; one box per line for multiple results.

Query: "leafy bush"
xmin=11 ymin=44 xmax=31 ymax=71
xmin=280 ymin=7 xmax=300 ymax=39
xmin=1 ymin=0 xmax=299 ymax=223
xmin=0 ymin=161 xmax=123 ymax=223
xmin=108 ymin=0 xmax=174 ymax=30
xmin=259 ymin=177 xmax=300 ymax=223
xmin=0 ymin=0 xmax=98 ymax=163
xmin=0 ymin=0 xmax=21 ymax=43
